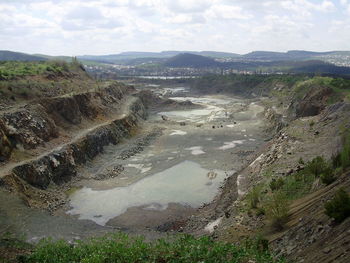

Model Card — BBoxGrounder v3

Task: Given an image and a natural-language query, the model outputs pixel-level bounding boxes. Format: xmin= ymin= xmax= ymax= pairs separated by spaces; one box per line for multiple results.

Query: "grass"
xmin=22 ymin=233 xmax=286 ymax=263
xmin=0 ymin=61 xmax=66 ymax=80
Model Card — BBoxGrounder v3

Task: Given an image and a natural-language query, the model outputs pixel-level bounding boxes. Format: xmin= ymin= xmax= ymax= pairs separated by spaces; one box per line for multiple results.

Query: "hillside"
xmin=187 ymin=74 xmax=350 ymax=262
xmin=243 ymin=50 xmax=337 ymax=61
xmin=0 ymin=51 xmax=47 ymax=62
xmin=0 ymin=60 xmax=94 ymax=106
xmin=78 ymin=50 xmax=239 ymax=64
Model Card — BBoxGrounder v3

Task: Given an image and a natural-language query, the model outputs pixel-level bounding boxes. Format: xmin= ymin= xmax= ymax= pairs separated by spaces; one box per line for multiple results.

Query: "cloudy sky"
xmin=0 ymin=0 xmax=349 ymax=56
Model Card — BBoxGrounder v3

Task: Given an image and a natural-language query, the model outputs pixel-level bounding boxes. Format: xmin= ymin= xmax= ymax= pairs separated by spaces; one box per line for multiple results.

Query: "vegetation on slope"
xmin=246 ymin=130 xmax=350 ymax=230
xmin=0 ymin=59 xmax=84 ymax=81
xmin=192 ymin=74 xmax=350 ymax=103
xmin=0 ymin=59 xmax=100 ymax=104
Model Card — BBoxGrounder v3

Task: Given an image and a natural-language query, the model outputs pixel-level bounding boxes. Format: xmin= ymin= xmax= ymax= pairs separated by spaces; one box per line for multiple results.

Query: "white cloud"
xmin=206 ymin=5 xmax=253 ymax=20
xmin=0 ymin=0 xmax=348 ymax=55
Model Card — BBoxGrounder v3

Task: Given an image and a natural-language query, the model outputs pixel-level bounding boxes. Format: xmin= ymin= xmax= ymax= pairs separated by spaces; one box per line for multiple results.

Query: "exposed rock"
xmin=291 ymin=86 xmax=334 ymax=118
xmin=0 ymin=105 xmax=58 ymax=150
xmin=9 ymin=99 xmax=146 ymax=189
xmin=0 ymin=121 xmax=13 ymax=161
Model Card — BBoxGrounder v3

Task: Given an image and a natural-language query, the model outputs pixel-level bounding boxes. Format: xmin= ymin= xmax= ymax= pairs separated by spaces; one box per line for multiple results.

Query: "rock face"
xmin=12 ymin=112 xmax=144 ymax=189
xmin=0 ymin=81 xmax=148 ymax=189
xmin=135 ymin=90 xmax=197 ymax=110
xmin=1 ymin=106 xmax=58 ymax=150
xmin=290 ymin=86 xmax=334 ymax=117
xmin=0 ymin=121 xmax=12 ymax=162
xmin=0 ymin=84 xmax=130 ymax=161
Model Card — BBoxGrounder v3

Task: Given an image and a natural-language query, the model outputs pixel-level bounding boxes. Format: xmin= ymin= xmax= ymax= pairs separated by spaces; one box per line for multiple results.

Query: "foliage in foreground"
xmin=325 ymin=188 xmax=350 ymax=223
xmin=22 ymin=233 xmax=285 ymax=263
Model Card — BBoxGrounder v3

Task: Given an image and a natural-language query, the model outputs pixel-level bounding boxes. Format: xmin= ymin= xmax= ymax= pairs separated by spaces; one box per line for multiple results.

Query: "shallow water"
xmin=68 ymin=161 xmax=228 ymax=225
xmin=156 ymin=96 xmax=234 ymax=123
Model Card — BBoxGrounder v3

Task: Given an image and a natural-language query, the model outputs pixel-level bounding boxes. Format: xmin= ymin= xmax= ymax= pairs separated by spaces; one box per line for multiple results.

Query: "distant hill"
xmin=288 ymin=60 xmax=350 ymax=75
xmin=78 ymin=51 xmax=239 ymax=64
xmin=34 ymin=54 xmax=73 ymax=62
xmin=242 ymin=50 xmax=345 ymax=61
xmin=0 ymin=50 xmax=47 ymax=61
xmin=163 ymin=53 xmax=220 ymax=68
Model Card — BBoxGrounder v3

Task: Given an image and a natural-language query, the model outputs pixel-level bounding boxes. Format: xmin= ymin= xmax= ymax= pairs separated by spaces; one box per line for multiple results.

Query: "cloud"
xmin=206 ymin=4 xmax=253 ymax=20
xmin=164 ymin=0 xmax=213 ymax=13
xmin=0 ymin=0 xmax=348 ymax=55
xmin=66 ymin=6 xmax=104 ymax=20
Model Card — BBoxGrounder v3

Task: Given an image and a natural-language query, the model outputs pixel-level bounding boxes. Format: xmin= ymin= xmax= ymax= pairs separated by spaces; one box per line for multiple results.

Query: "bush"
xmin=298 ymin=157 xmax=305 ymax=165
xmin=331 ymin=153 xmax=342 ymax=168
xmin=325 ymin=188 xmax=350 ymax=223
xmin=282 ymin=171 xmax=315 ymax=200
xmin=264 ymin=191 xmax=290 ymax=231
xmin=305 ymin=156 xmax=329 ymax=177
xmin=320 ymin=172 xmax=336 ymax=185
xmin=269 ymin=177 xmax=285 ymax=192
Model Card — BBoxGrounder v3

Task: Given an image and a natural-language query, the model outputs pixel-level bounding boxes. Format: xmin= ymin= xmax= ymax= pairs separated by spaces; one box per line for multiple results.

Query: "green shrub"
xmin=282 ymin=171 xmax=315 ymax=200
xmin=320 ymin=172 xmax=336 ymax=185
xmin=325 ymin=188 xmax=350 ymax=223
xmin=298 ymin=157 xmax=305 ymax=165
xmin=256 ymin=207 xmax=266 ymax=216
xmin=340 ymin=131 xmax=350 ymax=170
xmin=264 ymin=191 xmax=290 ymax=231
xmin=247 ymin=185 xmax=263 ymax=209
xmin=331 ymin=153 xmax=342 ymax=168
xmin=269 ymin=177 xmax=285 ymax=192
xmin=305 ymin=156 xmax=329 ymax=177
xmin=22 ymin=233 xmax=286 ymax=263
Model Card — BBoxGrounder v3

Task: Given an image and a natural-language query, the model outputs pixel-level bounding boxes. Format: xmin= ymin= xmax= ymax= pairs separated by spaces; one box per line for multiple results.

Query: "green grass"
xmin=22 ymin=233 xmax=286 ymax=263
xmin=0 ymin=59 xmax=83 ymax=81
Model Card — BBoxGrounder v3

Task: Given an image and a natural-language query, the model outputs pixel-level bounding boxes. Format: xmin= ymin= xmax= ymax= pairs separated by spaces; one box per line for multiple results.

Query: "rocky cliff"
xmin=0 ymin=81 xmax=148 ymax=191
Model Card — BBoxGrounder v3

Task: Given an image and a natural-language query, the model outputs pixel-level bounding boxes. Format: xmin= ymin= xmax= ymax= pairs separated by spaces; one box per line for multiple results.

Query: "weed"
xmin=247 ymin=185 xmax=263 ymax=209
xmin=264 ymin=191 xmax=290 ymax=231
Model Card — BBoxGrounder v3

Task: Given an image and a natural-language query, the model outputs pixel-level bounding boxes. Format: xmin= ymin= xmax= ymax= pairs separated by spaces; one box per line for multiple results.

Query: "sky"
xmin=0 ymin=0 xmax=350 ymax=56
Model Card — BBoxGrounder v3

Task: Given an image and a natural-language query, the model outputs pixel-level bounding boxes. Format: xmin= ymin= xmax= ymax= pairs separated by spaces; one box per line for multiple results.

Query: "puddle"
xmin=170 ymin=97 xmax=232 ymax=105
xmin=170 ymin=130 xmax=187 ymax=136
xmin=127 ymin=164 xmax=152 ymax=174
xmin=218 ymin=140 xmax=245 ymax=150
xmin=68 ymin=161 xmax=228 ymax=225
xmin=185 ymin=146 xmax=205 ymax=155
xmin=157 ymin=96 xmax=232 ymax=122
